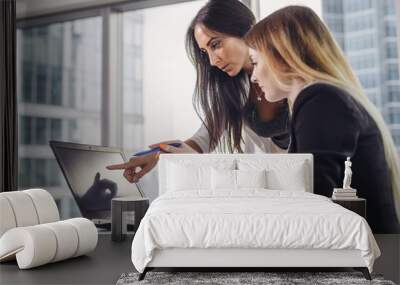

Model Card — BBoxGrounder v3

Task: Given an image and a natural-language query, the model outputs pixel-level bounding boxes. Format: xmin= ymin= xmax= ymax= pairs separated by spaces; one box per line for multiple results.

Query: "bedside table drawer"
xmin=331 ymin=198 xmax=366 ymax=218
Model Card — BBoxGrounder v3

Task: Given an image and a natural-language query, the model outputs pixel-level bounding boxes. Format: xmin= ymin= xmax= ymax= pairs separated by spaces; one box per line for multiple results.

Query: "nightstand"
xmin=111 ymin=197 xmax=149 ymax=242
xmin=331 ymin=197 xmax=366 ymax=218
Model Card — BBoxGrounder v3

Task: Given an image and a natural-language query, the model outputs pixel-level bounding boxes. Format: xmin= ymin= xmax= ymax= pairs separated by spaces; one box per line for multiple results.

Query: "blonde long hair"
xmin=245 ymin=5 xmax=400 ymax=221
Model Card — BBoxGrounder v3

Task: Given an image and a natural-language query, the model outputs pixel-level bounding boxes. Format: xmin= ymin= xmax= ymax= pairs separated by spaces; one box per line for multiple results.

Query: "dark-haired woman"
xmin=107 ymin=0 xmax=290 ymax=182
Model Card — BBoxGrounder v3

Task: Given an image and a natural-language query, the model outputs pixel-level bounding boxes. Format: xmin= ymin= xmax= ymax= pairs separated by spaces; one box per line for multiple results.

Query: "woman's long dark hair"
xmin=186 ymin=0 xmax=255 ymax=152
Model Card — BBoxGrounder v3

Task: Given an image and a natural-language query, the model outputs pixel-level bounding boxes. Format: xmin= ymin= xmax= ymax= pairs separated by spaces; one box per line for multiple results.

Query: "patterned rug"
xmin=116 ymin=271 xmax=396 ymax=285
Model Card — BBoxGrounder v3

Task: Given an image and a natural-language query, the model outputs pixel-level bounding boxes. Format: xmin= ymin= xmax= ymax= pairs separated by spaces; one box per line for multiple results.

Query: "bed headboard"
xmin=158 ymin=154 xmax=313 ymax=195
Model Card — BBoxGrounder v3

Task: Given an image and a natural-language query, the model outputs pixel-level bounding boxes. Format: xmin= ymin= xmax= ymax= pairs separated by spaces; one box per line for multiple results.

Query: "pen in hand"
xmin=132 ymin=143 xmax=182 ymax=157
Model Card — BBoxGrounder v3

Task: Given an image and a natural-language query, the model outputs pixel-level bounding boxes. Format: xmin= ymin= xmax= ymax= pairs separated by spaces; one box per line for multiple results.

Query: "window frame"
xmin=16 ymin=0 xmax=197 ymax=148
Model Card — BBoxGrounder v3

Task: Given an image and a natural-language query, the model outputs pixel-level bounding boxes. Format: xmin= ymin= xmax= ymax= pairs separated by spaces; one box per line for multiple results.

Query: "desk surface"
xmin=0 ymin=234 xmax=133 ymax=285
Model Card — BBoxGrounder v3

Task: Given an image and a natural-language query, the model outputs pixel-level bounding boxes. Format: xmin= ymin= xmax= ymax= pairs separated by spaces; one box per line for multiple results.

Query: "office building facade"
xmin=17 ymin=14 xmax=144 ymax=218
xmin=322 ymin=0 xmax=400 ymax=147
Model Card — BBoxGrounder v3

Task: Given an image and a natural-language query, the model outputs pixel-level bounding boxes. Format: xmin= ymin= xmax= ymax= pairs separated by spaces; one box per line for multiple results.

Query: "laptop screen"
xmin=50 ymin=141 xmax=143 ymax=219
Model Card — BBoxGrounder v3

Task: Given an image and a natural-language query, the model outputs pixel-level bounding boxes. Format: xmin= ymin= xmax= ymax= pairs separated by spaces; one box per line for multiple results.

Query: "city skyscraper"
xmin=17 ymin=15 xmax=144 ymax=218
xmin=17 ymin=18 xmax=103 ymax=218
xmin=322 ymin=0 xmax=400 ymax=147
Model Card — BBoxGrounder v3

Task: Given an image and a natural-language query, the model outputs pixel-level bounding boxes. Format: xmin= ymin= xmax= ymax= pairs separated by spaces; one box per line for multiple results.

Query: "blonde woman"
xmin=245 ymin=6 xmax=400 ymax=233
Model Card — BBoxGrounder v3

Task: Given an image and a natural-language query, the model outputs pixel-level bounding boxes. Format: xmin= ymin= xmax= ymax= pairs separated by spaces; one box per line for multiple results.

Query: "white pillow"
xmin=237 ymin=159 xmax=308 ymax=192
xmin=211 ymin=168 xmax=267 ymax=190
xmin=236 ymin=169 xmax=267 ymax=189
xmin=167 ymin=162 xmax=211 ymax=191
xmin=266 ymin=162 xmax=307 ymax=191
xmin=211 ymin=168 xmax=236 ymax=190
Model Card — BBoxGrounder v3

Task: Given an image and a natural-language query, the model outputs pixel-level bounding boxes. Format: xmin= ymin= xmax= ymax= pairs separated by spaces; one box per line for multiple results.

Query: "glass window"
xmin=344 ymin=0 xmax=372 ymax=12
xmin=335 ymin=37 xmax=345 ymax=50
xmin=68 ymin=68 xmax=76 ymax=108
xmin=390 ymin=112 xmax=400 ymax=124
xmin=22 ymin=60 xmax=33 ymax=103
xmin=358 ymin=73 xmax=378 ymax=88
xmin=326 ymin=17 xmax=344 ymax=33
xmin=120 ymin=1 xmax=207 ymax=203
xmin=385 ymin=21 xmax=397 ymax=38
xmin=50 ymin=66 xmax=62 ymax=105
xmin=35 ymin=117 xmax=47 ymax=145
xmin=48 ymin=159 xmax=61 ymax=186
xmin=68 ymin=119 xmax=78 ymax=142
xmin=386 ymin=42 xmax=398 ymax=58
xmin=322 ymin=0 xmax=343 ymax=14
xmin=346 ymin=34 xmax=375 ymax=51
xmin=19 ymin=158 xmax=31 ymax=188
xmin=122 ymin=1 xmax=206 ymax=155
xmin=388 ymin=85 xmax=400 ymax=101
xmin=260 ymin=1 xmax=322 ymax=18
xmin=345 ymin=14 xmax=374 ymax=32
xmin=17 ymin=16 xmax=102 ymax=219
xmin=384 ymin=0 xmax=396 ymax=15
xmin=32 ymin=159 xmax=47 ymax=186
xmin=391 ymin=129 xmax=400 ymax=146
xmin=19 ymin=115 xmax=32 ymax=144
xmin=36 ymin=64 xmax=48 ymax=104
xmin=348 ymin=53 xmax=376 ymax=70
xmin=322 ymin=0 xmax=400 ymax=148
xmin=386 ymin=64 xmax=399 ymax=81
xmin=50 ymin=118 xmax=62 ymax=141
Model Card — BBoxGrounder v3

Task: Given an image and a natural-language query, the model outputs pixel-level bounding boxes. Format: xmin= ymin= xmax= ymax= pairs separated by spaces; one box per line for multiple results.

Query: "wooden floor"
xmin=0 ymin=234 xmax=134 ymax=285
xmin=0 ymin=234 xmax=398 ymax=285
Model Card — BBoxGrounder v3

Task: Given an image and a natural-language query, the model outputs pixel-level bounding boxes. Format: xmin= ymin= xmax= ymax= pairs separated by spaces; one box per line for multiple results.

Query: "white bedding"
xmin=131 ymin=190 xmax=380 ymax=273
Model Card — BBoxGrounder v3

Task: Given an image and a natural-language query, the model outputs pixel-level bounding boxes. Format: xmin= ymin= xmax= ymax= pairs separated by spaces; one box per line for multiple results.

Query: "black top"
xmin=244 ymin=100 xmax=291 ymax=149
xmin=289 ymin=83 xmax=400 ymax=233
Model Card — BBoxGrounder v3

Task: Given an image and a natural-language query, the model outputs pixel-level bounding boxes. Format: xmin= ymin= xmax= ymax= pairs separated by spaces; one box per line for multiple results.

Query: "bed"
xmin=131 ymin=154 xmax=380 ymax=281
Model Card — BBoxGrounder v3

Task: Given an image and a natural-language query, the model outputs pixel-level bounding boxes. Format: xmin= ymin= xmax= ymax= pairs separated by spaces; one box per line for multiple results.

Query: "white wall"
xmin=141 ymin=1 xmax=204 ymax=146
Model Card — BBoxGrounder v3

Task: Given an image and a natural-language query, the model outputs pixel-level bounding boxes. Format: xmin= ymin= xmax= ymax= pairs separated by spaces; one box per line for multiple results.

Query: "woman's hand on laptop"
xmin=106 ymin=152 xmax=160 ymax=183
xmin=149 ymin=140 xmax=198 ymax=153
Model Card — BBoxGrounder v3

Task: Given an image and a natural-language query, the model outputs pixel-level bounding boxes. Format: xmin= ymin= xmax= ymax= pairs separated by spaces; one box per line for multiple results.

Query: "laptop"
xmin=50 ymin=140 xmax=144 ymax=228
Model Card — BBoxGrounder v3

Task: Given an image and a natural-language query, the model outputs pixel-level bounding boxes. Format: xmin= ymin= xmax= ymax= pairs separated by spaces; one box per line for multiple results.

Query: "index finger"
xmin=106 ymin=162 xmax=129 ymax=170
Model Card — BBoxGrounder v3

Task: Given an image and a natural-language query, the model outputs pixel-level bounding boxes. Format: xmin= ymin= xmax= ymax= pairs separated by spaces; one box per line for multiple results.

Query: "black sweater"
xmin=289 ymin=83 xmax=400 ymax=233
xmin=244 ymin=100 xmax=291 ymax=149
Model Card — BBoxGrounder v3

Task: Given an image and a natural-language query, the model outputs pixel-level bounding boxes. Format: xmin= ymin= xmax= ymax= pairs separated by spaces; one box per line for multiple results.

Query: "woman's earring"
xmin=257 ymin=95 xmax=262 ymax=102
